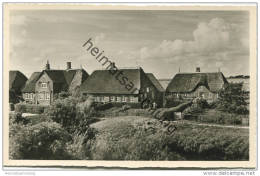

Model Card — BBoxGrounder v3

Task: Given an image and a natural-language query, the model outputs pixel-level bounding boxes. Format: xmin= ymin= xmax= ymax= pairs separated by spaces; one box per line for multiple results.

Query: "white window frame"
xmin=116 ymin=96 xmax=121 ymax=102
xmin=94 ymin=96 xmax=98 ymax=102
xmin=130 ymin=96 xmax=135 ymax=102
xmin=45 ymin=93 xmax=50 ymax=100
xmin=41 ymin=82 xmax=47 ymax=88
xmin=122 ymin=96 xmax=127 ymax=102
xmin=104 ymin=96 xmax=109 ymax=102
xmin=146 ymin=87 xmax=150 ymax=92
xmin=110 ymin=96 xmax=115 ymax=102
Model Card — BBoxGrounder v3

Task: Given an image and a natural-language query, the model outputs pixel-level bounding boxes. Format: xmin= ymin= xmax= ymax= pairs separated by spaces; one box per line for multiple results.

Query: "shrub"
xmin=188 ymin=109 xmax=245 ymax=126
xmin=217 ymin=83 xmax=249 ymax=114
xmin=10 ymin=122 xmax=72 ymax=159
xmin=9 ymin=112 xmax=30 ymax=125
xmin=46 ymin=96 xmax=97 ymax=133
xmin=94 ymin=102 xmax=114 ymax=111
xmin=66 ymin=128 xmax=97 ymax=160
xmin=15 ymin=103 xmax=49 ymax=114
xmin=58 ymin=91 xmax=70 ymax=99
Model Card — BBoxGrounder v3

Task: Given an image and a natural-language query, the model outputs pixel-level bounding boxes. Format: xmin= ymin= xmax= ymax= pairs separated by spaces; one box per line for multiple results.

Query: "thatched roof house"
xmin=80 ymin=67 xmax=165 ymax=107
xmin=166 ymin=72 xmax=228 ymax=102
xmin=9 ymin=70 xmax=28 ymax=103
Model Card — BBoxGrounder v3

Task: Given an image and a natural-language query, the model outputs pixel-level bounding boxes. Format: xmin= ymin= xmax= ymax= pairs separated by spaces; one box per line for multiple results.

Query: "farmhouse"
xmin=9 ymin=70 xmax=28 ymax=103
xmin=22 ymin=61 xmax=89 ymax=105
xmin=80 ymin=67 xmax=165 ymax=108
xmin=166 ymin=69 xmax=228 ymax=102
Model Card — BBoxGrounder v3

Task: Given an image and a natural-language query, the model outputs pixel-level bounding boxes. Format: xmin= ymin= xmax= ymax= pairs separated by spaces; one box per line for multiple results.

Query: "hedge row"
xmin=15 ymin=103 xmax=49 ymax=114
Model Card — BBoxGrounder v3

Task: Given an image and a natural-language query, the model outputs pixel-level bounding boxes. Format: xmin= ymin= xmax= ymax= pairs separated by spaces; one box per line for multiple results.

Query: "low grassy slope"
xmin=89 ymin=116 xmax=249 ymax=161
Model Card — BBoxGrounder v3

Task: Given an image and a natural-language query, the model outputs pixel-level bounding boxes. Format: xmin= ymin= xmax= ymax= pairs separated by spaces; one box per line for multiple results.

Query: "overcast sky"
xmin=10 ymin=10 xmax=249 ymax=79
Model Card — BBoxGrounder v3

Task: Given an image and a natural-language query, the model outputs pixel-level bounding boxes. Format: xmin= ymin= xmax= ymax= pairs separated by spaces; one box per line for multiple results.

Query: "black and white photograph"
xmin=3 ymin=3 xmax=257 ymax=169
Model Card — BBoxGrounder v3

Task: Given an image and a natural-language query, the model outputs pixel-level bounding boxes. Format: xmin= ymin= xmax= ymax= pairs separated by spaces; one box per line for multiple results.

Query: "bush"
xmin=46 ymin=96 xmax=97 ymax=133
xmin=15 ymin=103 xmax=49 ymax=114
xmin=10 ymin=122 xmax=72 ymax=159
xmin=187 ymin=109 xmax=245 ymax=126
xmin=66 ymin=128 xmax=97 ymax=159
xmin=9 ymin=112 xmax=30 ymax=125
xmin=94 ymin=102 xmax=114 ymax=111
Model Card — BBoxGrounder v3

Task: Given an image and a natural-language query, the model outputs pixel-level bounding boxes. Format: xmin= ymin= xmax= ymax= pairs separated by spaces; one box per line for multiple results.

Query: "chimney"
xmin=196 ymin=67 xmax=200 ymax=72
xmin=66 ymin=62 xmax=71 ymax=70
xmin=45 ymin=60 xmax=50 ymax=70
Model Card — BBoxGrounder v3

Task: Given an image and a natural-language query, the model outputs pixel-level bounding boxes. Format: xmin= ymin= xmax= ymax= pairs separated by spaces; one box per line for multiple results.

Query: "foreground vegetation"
xmin=9 ymin=96 xmax=249 ymax=160
xmin=9 ymin=84 xmax=249 ymax=160
xmin=90 ymin=116 xmax=248 ymax=160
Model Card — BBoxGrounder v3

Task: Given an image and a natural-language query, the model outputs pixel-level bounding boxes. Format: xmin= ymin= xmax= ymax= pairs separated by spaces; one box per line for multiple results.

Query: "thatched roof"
xmin=146 ymin=73 xmax=165 ymax=92
xmin=9 ymin=70 xmax=28 ymax=91
xmin=80 ymin=68 xmax=142 ymax=95
xmin=166 ymin=72 xmax=228 ymax=93
xmin=22 ymin=72 xmax=41 ymax=93
xmin=158 ymin=79 xmax=171 ymax=90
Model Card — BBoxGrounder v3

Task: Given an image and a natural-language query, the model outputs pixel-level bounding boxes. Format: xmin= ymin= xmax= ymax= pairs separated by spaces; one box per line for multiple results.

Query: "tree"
xmin=217 ymin=83 xmax=248 ymax=114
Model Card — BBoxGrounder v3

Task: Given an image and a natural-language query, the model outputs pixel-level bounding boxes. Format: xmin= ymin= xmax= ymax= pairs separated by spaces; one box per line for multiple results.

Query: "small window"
xmin=146 ymin=87 xmax=150 ymax=92
xmin=110 ymin=96 xmax=115 ymax=102
xmin=130 ymin=96 xmax=135 ymax=102
xmin=122 ymin=96 xmax=127 ymax=102
xmin=95 ymin=96 xmax=99 ymax=102
xmin=116 ymin=96 xmax=121 ymax=102
xmin=104 ymin=96 xmax=109 ymax=102
xmin=46 ymin=93 xmax=50 ymax=100
xmin=100 ymin=96 xmax=104 ymax=102
xmin=41 ymin=83 xmax=47 ymax=88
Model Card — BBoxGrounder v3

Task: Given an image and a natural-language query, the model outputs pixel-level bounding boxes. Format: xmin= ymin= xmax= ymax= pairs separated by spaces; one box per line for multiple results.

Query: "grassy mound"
xmin=89 ymin=116 xmax=249 ymax=160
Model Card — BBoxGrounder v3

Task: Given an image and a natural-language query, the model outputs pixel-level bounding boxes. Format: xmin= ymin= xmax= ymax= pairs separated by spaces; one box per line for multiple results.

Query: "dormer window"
xmin=41 ymin=83 xmax=47 ymax=88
